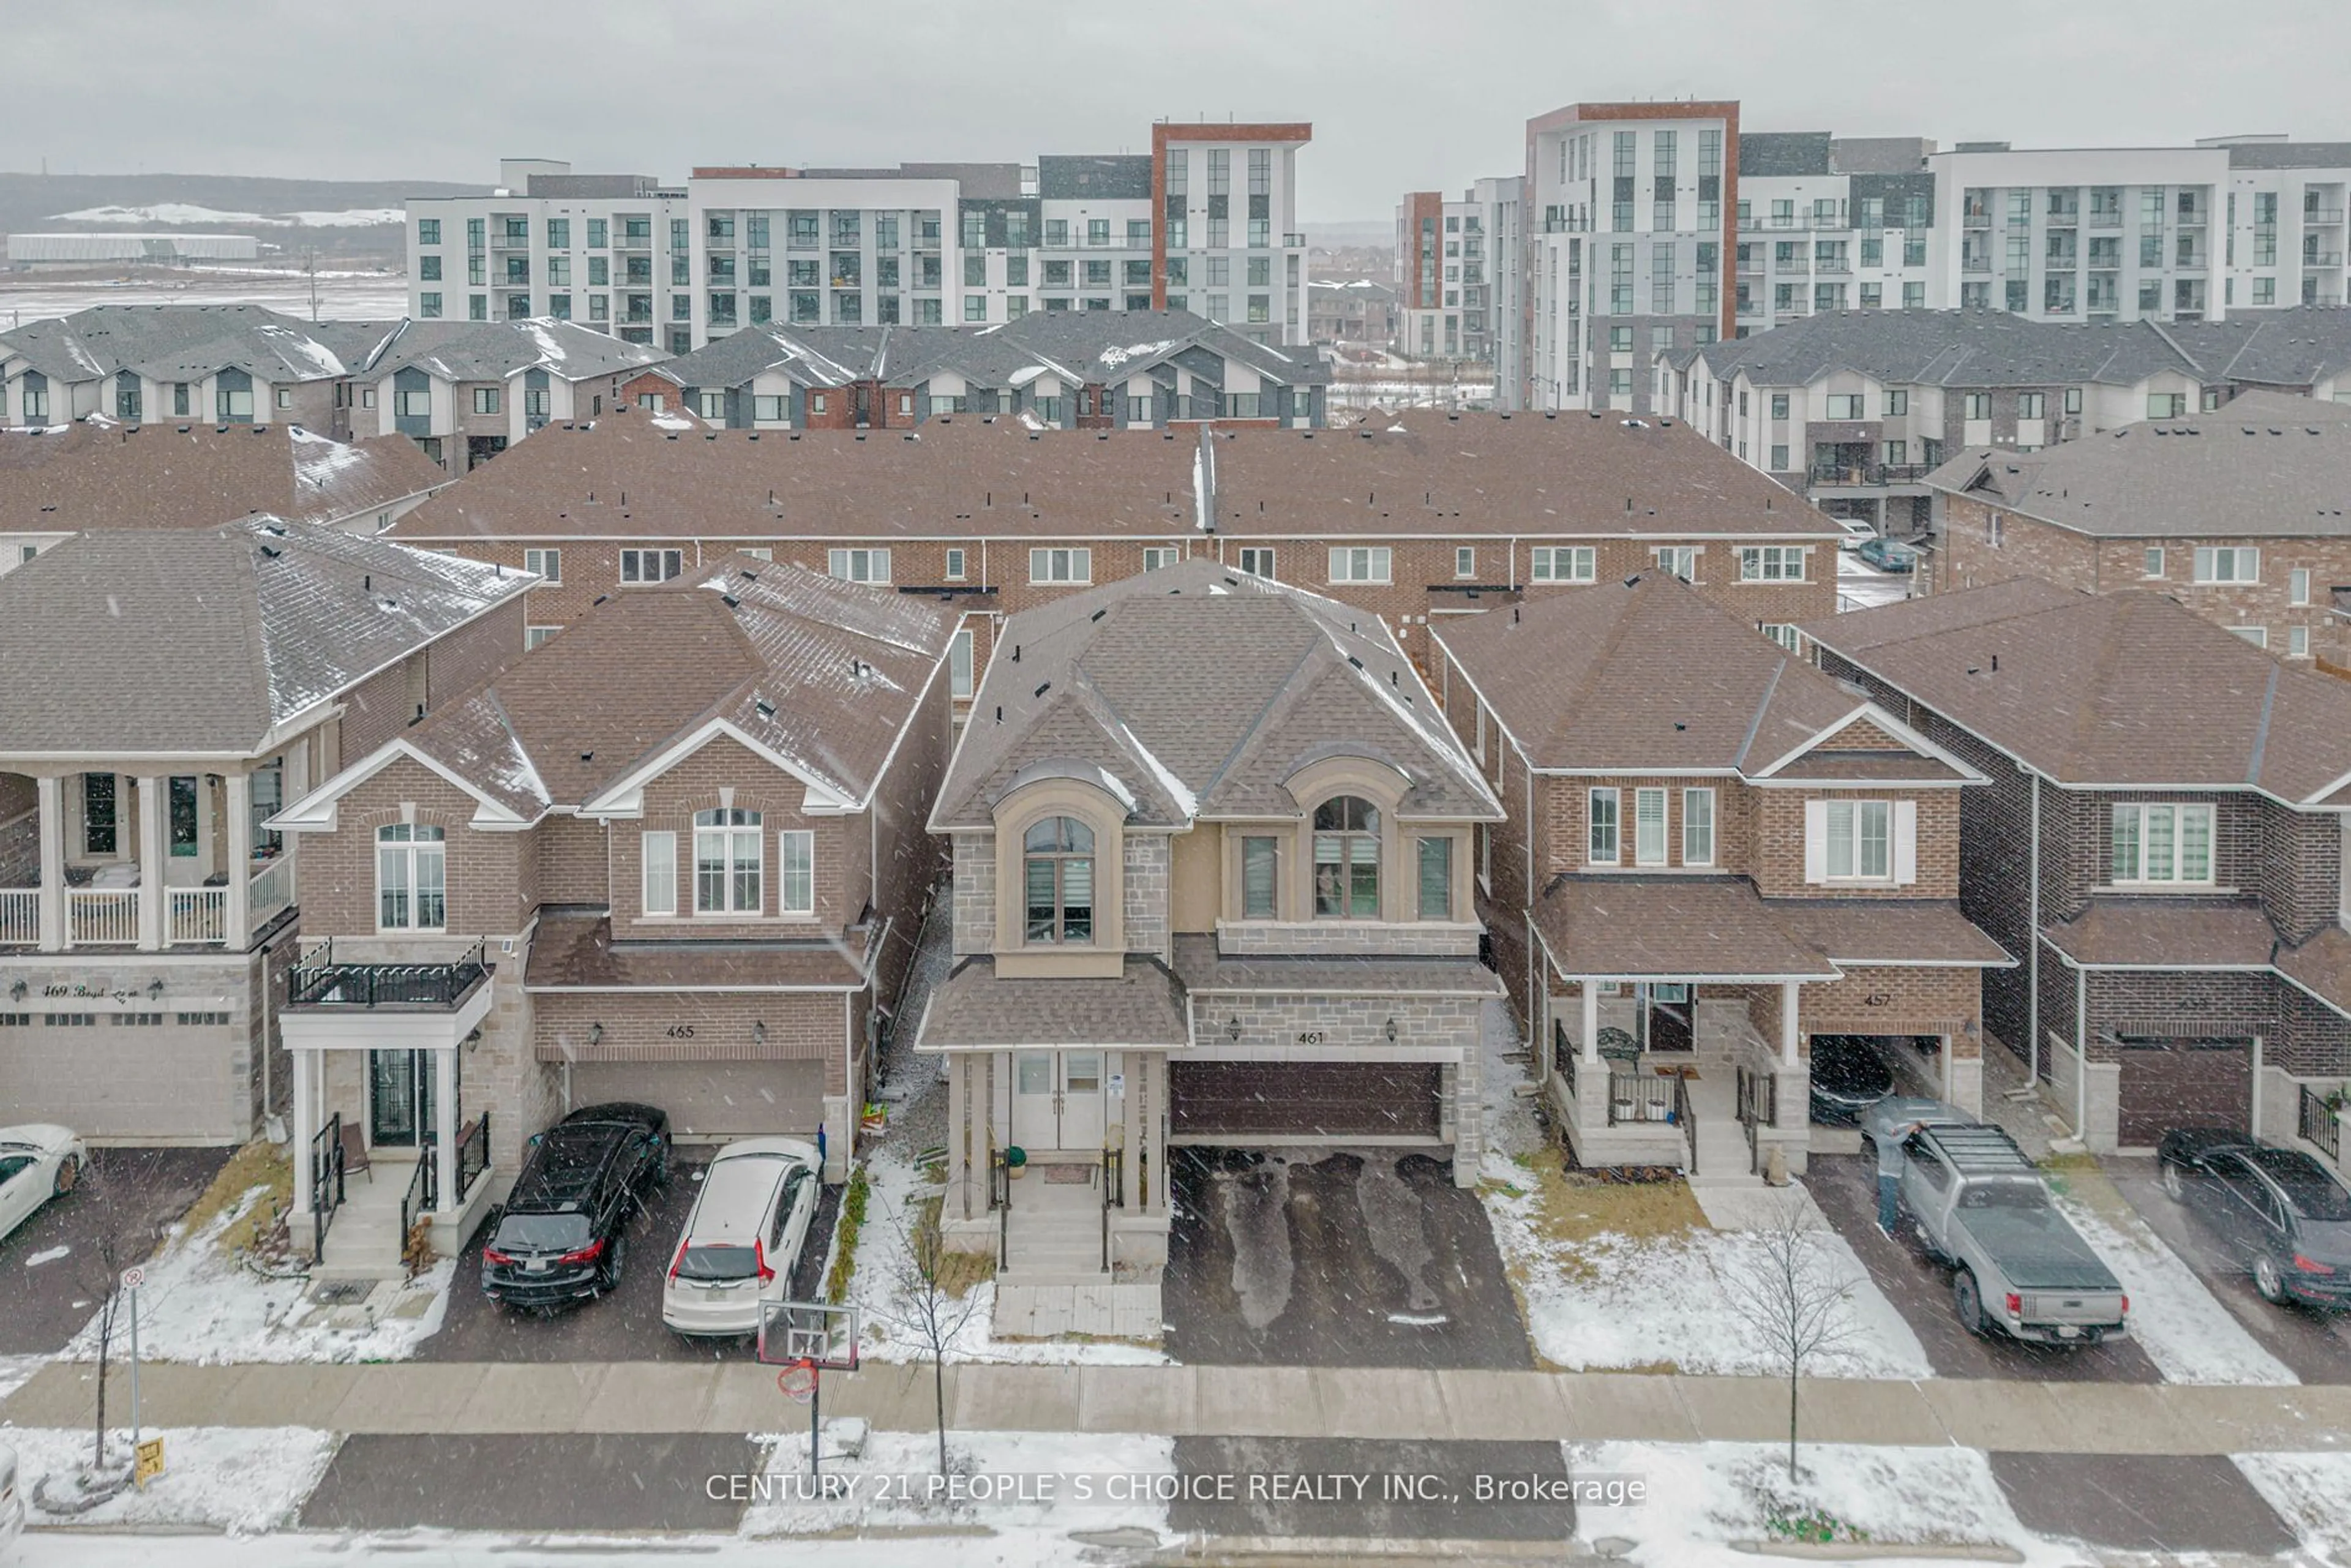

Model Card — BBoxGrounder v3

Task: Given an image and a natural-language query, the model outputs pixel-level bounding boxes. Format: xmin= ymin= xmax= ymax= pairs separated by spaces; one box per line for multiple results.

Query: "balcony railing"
xmin=250 ymin=856 xmax=294 ymax=928
xmin=2308 ymin=208 xmax=2347 ymax=226
xmin=1283 ymin=232 xmax=1307 ymax=248
xmin=169 ymin=887 xmax=226 ymax=945
xmin=68 ymin=889 xmax=138 ymax=946
xmin=1809 ymin=462 xmax=1935 ymax=487
xmin=1812 ymin=261 xmax=1851 ymax=276
xmin=2303 ymin=1084 xmax=2344 ymax=1166
xmin=2306 ymin=251 xmax=2345 ymax=269
xmin=1607 ymin=1071 xmax=1680 ymax=1126
xmin=288 ymin=939 xmax=489 ymax=1009
xmin=0 ymin=890 xmax=34 ymax=945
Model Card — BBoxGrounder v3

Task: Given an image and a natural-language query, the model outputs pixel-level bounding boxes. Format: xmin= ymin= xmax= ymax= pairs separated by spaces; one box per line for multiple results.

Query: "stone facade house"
xmin=0 ymin=519 xmax=534 ymax=1144
xmin=268 ymin=560 xmax=958 ymax=1270
xmin=1431 ymin=574 xmax=2007 ymax=1173
xmin=915 ymin=561 xmax=1501 ymax=1334
xmin=1807 ymin=577 xmax=2351 ymax=1155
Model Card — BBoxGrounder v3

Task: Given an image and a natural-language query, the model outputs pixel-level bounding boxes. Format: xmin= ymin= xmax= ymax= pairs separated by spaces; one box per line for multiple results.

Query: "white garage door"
xmin=568 ymin=1060 xmax=825 ymax=1141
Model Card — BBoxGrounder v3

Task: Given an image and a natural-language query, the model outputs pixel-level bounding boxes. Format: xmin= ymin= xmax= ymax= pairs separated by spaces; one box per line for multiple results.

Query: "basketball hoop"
xmin=778 ymin=1359 xmax=817 ymax=1405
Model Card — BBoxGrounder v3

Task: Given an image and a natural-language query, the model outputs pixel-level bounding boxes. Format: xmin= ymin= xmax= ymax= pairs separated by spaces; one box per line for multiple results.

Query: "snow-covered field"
xmin=0 ymin=269 xmax=412 ymax=329
xmin=60 ymin=1187 xmax=452 ymax=1365
xmin=2235 ymin=1450 xmax=2351 ymax=1559
xmin=52 ymin=203 xmax=405 ymax=228
xmin=2052 ymin=1190 xmax=2297 ymax=1385
xmin=6 ymin=1425 xmax=338 ymax=1534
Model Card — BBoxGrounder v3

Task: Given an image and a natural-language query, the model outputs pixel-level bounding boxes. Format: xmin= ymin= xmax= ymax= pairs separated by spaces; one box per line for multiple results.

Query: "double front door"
xmin=1010 ymin=1051 xmax=1105 ymax=1153
xmin=369 ymin=1048 xmax=455 ymax=1148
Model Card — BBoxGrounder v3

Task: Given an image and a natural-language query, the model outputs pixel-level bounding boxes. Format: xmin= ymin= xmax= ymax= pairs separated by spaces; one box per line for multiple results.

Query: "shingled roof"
xmin=0 ymin=304 xmax=399 ymax=386
xmin=0 ymin=421 xmax=448 ymax=533
xmin=365 ymin=317 xmax=668 ymax=384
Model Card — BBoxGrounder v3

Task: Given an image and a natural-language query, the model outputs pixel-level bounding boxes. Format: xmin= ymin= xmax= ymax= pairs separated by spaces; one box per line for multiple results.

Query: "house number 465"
xmin=664 ymin=1024 xmax=696 ymax=1040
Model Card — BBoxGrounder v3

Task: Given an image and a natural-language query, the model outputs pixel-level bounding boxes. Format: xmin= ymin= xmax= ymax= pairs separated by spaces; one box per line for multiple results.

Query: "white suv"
xmin=1 ymin=1441 xmax=22 ymax=1551
xmin=661 ymin=1138 xmax=821 ymax=1338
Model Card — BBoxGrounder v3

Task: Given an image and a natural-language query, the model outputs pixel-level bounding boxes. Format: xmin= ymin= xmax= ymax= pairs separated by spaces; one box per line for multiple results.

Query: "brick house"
xmin=268 ymin=560 xmax=958 ymax=1267
xmin=1807 ymin=577 xmax=2351 ymax=1155
xmin=384 ymin=405 xmax=1843 ymax=715
xmin=915 ymin=561 xmax=1501 ymax=1335
xmin=0 ymin=519 xmax=534 ymax=1144
xmin=353 ymin=317 xmax=669 ymax=477
xmin=1929 ymin=390 xmax=2351 ymax=666
xmin=1430 ymin=574 xmax=2006 ymax=1172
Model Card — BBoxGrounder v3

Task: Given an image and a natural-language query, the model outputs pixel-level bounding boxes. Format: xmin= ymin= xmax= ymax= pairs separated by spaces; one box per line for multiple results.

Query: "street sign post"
xmin=121 ymin=1266 xmax=144 ymax=1483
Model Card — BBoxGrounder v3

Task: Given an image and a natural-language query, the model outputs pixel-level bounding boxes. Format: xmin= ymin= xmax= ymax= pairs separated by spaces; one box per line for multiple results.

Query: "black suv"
xmin=481 ymin=1103 xmax=671 ymax=1311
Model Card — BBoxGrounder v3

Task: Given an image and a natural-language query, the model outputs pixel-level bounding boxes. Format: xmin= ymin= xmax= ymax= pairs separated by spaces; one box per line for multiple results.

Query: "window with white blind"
xmin=1588 ymin=788 xmax=1620 ymax=865
xmin=828 ymin=547 xmax=891 ymax=583
xmin=641 ymin=830 xmax=677 ymax=915
xmin=1327 ymin=546 xmax=1392 ymax=583
xmin=1803 ymin=799 xmax=1915 ymax=884
xmin=694 ymin=808 xmax=762 ymax=913
xmin=1739 ymin=546 xmax=1807 ymax=581
xmin=2110 ymin=803 xmax=2213 ymax=885
xmin=1652 ymin=546 xmax=1697 ymax=581
xmin=377 ymin=824 xmax=447 ymax=930
xmin=778 ymin=830 xmax=815 ymax=916
xmin=1237 ymin=547 xmax=1277 ymax=580
xmin=1142 ymin=546 xmax=1180 ymax=571
xmin=1029 ymin=547 xmax=1092 ymax=584
xmin=620 ymin=549 xmax=683 ymax=582
xmin=1530 ymin=546 xmax=1595 ymax=583
xmin=949 ymin=628 xmax=974 ymax=698
xmin=2194 ymin=547 xmax=2258 ymax=584
xmin=523 ymin=548 xmax=561 ymax=583
xmin=1682 ymin=788 xmax=1715 ymax=866
xmin=943 ymin=547 xmax=966 ymax=580
xmin=1633 ymin=788 xmax=1668 ymax=866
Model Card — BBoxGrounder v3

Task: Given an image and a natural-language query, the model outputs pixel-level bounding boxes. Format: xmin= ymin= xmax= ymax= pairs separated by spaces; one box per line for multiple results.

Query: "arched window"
xmin=1312 ymin=796 xmax=1381 ymax=918
xmin=1023 ymin=816 xmax=1095 ymax=943
xmin=694 ymin=807 xmax=763 ymax=913
xmin=377 ymin=823 xmax=446 ymax=931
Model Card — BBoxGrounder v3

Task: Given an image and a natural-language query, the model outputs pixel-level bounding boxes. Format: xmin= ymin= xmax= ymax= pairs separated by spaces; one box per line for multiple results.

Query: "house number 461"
xmin=1294 ymin=1030 xmax=1327 ymax=1046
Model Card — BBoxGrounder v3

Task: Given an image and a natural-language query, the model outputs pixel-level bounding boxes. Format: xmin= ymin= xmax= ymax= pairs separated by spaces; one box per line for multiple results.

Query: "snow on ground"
xmin=5 ymin=1531 xmax=1144 ymax=1568
xmin=60 ymin=1187 xmax=453 ymax=1365
xmin=0 ymin=271 xmax=413 ymax=330
xmin=52 ymin=203 xmax=405 ymax=228
xmin=843 ymin=1144 xmax=1165 ymax=1367
xmin=2050 ymin=1190 xmax=2296 ymax=1385
xmin=1837 ymin=550 xmax=1914 ymax=610
xmin=5 ymin=1425 xmax=337 ymax=1534
xmin=2235 ymin=1450 xmax=2351 ymax=1561
xmin=740 ymin=1426 xmax=1172 ymax=1538
xmin=0 ymin=1355 xmax=43 ymax=1403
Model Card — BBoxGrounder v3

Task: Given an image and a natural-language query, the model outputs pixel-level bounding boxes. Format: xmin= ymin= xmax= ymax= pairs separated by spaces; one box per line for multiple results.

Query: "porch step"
xmin=998 ymin=1268 xmax=1116 ymax=1288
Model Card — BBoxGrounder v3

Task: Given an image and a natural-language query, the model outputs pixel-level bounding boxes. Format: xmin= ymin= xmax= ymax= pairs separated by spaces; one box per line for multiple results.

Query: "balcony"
xmin=1962 ymin=257 xmax=1992 ymax=275
xmin=1283 ymin=232 xmax=1307 ymax=248
xmin=2088 ymin=212 xmax=2123 ymax=228
xmin=1963 ymin=211 xmax=1991 ymax=228
xmin=2306 ymin=252 xmax=2345 ymax=269
xmin=1812 ymin=261 xmax=1851 ymax=276
xmin=2307 ymin=208 xmax=2347 ymax=226
xmin=1810 ymin=462 xmax=1935 ymax=489
xmin=288 ymin=940 xmax=490 ymax=1010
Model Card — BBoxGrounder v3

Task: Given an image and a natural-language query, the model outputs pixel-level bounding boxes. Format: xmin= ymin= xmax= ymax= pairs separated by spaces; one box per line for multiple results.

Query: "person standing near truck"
xmin=1876 ymin=1121 xmax=1908 ymax=1231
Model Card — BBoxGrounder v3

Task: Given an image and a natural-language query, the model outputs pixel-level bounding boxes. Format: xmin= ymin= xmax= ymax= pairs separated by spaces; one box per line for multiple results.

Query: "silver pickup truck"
xmin=1870 ymin=1108 xmax=2130 ymax=1345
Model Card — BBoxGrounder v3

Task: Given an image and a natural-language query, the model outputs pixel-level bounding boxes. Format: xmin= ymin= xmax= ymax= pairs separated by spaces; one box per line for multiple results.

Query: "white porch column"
xmin=135 ymin=775 xmax=165 ymax=950
xmin=947 ymin=1051 xmax=970 ymax=1221
xmin=225 ymin=770 xmax=252 ymax=948
xmin=1581 ymin=983 xmax=1601 ymax=1066
xmin=434 ymin=1047 xmax=459 ymax=1210
xmin=290 ymin=1047 xmax=315 ymax=1217
xmin=35 ymin=774 xmax=65 ymax=951
xmin=1120 ymin=1052 xmax=1144 ymax=1209
xmin=1781 ymin=980 xmax=1802 ymax=1067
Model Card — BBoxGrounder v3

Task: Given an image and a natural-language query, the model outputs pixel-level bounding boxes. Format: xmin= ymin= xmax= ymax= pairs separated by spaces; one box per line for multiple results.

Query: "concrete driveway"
xmin=1989 ymin=1452 xmax=2295 ymax=1555
xmin=1805 ymin=1153 xmax=2161 ymax=1382
xmin=420 ymin=1160 xmax=839 ymax=1363
xmin=1164 ymin=1147 xmax=1531 ymax=1369
xmin=0 ymin=1146 xmax=232 ymax=1355
xmin=2105 ymin=1153 xmax=2351 ymax=1384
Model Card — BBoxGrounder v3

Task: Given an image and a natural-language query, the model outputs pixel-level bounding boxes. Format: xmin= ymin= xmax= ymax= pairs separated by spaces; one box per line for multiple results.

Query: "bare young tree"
xmin=77 ymin=1232 xmax=124 ymax=1476
xmin=1715 ymin=1195 xmax=1861 ymax=1480
xmin=883 ymin=1201 xmax=986 ymax=1476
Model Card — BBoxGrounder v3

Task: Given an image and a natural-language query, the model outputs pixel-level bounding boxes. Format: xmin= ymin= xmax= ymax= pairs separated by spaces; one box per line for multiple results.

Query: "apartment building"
xmin=1395 ymin=191 xmax=1490 ymax=360
xmin=1809 ymin=579 xmax=2351 ymax=1153
xmin=0 ymin=520 xmax=534 ymax=1144
xmin=0 ymin=421 xmax=449 ymax=574
xmin=1930 ymin=391 xmax=2351 ymax=663
xmin=267 ymin=561 xmax=958 ymax=1265
xmin=380 ymin=407 xmax=1844 ymax=685
xmin=1431 ymin=576 xmax=2005 ymax=1172
xmin=408 ymin=126 xmax=1313 ymax=355
xmin=629 ymin=309 xmax=1327 ymax=432
xmin=0 ymin=305 xmax=400 ymax=440
xmin=1734 ymin=133 xmax=1937 ymax=336
xmin=352 ymin=317 xmax=669 ymax=475
xmin=918 ymin=561 xmax=1501 ymax=1334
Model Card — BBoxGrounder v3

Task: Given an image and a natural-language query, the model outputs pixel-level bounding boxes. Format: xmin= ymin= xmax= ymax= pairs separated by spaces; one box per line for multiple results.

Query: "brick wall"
xmin=1799 ymin=962 xmax=1982 ymax=1051
xmin=532 ymin=989 xmax=847 ymax=1095
xmin=615 ymin=733 xmax=863 ymax=937
xmin=533 ymin=814 xmax=608 ymax=906
xmin=1749 ymin=787 xmax=1960 ymax=898
xmin=294 ymin=757 xmax=528 ymax=937
xmin=2256 ymin=797 xmax=2341 ymax=944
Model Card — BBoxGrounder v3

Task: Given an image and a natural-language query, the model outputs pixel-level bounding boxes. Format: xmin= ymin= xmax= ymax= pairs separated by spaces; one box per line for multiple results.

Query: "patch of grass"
xmin=187 ymin=1139 xmax=292 ymax=1259
xmin=1528 ymin=1161 xmax=1708 ymax=1251
xmin=915 ymin=1195 xmax=995 ymax=1299
xmin=822 ymin=1165 xmax=871 ymax=1304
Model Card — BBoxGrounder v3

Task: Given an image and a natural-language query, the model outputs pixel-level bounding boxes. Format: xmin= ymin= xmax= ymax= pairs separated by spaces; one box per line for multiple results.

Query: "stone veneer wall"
xmin=953 ymin=835 xmax=995 ymax=958
xmin=1123 ymin=833 xmax=1169 ymax=958
xmin=1215 ymin=920 xmax=1482 ymax=957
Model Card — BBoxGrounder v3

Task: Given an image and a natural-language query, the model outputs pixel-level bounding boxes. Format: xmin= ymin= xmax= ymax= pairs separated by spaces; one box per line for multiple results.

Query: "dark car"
xmin=1858 ymin=536 xmax=1918 ymax=573
xmin=1809 ymin=1035 xmax=1897 ymax=1122
xmin=2158 ymin=1128 xmax=2351 ymax=1308
xmin=481 ymin=1102 xmax=671 ymax=1311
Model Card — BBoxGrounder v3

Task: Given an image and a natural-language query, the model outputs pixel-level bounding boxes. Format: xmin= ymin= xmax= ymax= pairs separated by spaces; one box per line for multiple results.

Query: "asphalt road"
xmin=1171 ymin=1436 xmax=1574 ymax=1543
xmin=1164 ymin=1147 xmax=1531 ymax=1370
xmin=2104 ymin=1153 xmax=2351 ymax=1384
xmin=420 ymin=1160 xmax=841 ymax=1363
xmin=1805 ymin=1153 xmax=2161 ymax=1383
xmin=0 ymin=1146 xmax=232 ymax=1355
xmin=299 ymin=1433 xmax=760 ymax=1532
xmin=1989 ymin=1452 xmax=2295 ymax=1555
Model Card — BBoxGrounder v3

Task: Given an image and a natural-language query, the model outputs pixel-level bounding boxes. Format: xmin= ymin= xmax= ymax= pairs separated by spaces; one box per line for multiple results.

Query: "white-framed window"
xmin=2110 ymin=802 xmax=2214 ymax=885
xmin=1653 ymin=546 xmax=1697 ymax=581
xmin=1142 ymin=546 xmax=1180 ymax=571
xmin=1454 ymin=546 xmax=1476 ymax=579
xmin=524 ymin=625 xmax=560 ymax=650
xmin=2290 ymin=625 xmax=2311 ymax=658
xmin=1023 ymin=816 xmax=1096 ymax=942
xmin=2194 ymin=546 xmax=2259 ymax=584
xmin=641 ymin=830 xmax=677 ymax=915
xmin=1815 ymin=800 xmax=1894 ymax=882
xmin=1824 ymin=392 xmax=1863 ymax=420
xmin=1030 ymin=546 xmax=1092 ymax=584
xmin=524 ymin=547 xmax=561 ymax=583
xmin=1588 ymin=787 xmax=1620 ymax=865
xmin=1416 ymin=835 xmax=1453 ymax=920
xmin=620 ymin=549 xmax=683 ymax=582
xmin=377 ymin=823 xmax=447 ymax=931
xmin=1760 ymin=623 xmax=1801 ymax=653
xmin=693 ymin=808 xmax=763 ymax=913
xmin=1237 ymin=547 xmax=1277 ymax=580
xmin=394 ymin=388 xmax=431 ymax=418
xmin=1311 ymin=797 xmax=1382 ymax=918
xmin=943 ymin=547 xmax=967 ymax=581
xmin=778 ymin=830 xmax=815 ymax=917
xmin=1738 ymin=545 xmax=1807 ymax=582
xmin=1530 ymin=546 xmax=1595 ymax=583
xmin=275 ymin=387 xmax=294 ymax=410
xmin=2143 ymin=547 xmax=2164 ymax=579
xmin=828 ymin=547 xmax=891 ymax=583
xmin=1327 ymin=546 xmax=1393 ymax=584
xmin=740 ymin=547 xmax=772 ymax=561
xmin=949 ymin=628 xmax=975 ymax=697
xmin=471 ymin=387 xmax=501 ymax=415
xmin=1633 ymin=787 xmax=1668 ymax=866
xmin=1682 ymin=787 xmax=1715 ymax=866
xmin=2230 ymin=625 xmax=2269 ymax=648
xmin=2290 ymin=568 xmax=2311 ymax=606
xmin=691 ymin=390 xmax=723 ymax=420
xmin=752 ymin=394 xmax=787 ymax=422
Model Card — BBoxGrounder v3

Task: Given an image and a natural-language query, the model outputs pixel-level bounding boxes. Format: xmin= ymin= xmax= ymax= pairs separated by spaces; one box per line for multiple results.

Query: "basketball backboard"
xmin=756 ymin=1299 xmax=860 ymax=1371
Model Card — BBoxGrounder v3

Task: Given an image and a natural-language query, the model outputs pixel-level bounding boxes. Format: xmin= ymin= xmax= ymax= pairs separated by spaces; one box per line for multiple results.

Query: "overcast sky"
xmin=13 ymin=0 xmax=2351 ymax=222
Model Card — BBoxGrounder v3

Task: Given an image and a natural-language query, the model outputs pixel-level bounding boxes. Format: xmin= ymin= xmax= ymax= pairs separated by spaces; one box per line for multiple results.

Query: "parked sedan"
xmin=481 ymin=1103 xmax=670 ymax=1311
xmin=1809 ymin=1037 xmax=1897 ymax=1123
xmin=1857 ymin=536 xmax=1918 ymax=572
xmin=1832 ymin=517 xmax=1878 ymax=550
xmin=662 ymin=1138 xmax=822 ymax=1338
xmin=0 ymin=1125 xmax=86 ymax=1245
xmin=2158 ymin=1128 xmax=2351 ymax=1308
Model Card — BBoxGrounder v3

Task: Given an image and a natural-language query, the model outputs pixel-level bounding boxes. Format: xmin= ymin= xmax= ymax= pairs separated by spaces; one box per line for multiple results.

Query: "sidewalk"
xmin=7 ymin=1358 xmax=2350 ymax=1455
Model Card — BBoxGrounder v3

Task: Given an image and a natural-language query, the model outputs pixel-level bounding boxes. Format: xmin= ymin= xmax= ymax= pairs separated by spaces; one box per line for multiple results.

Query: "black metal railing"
xmin=309 ymin=1112 xmax=346 ymax=1266
xmin=1675 ymin=1072 xmax=1697 ymax=1176
xmin=1607 ymin=1071 xmax=1678 ymax=1126
xmin=1102 ymin=1145 xmax=1125 ymax=1273
xmin=2302 ymin=1084 xmax=2344 ymax=1165
xmin=989 ymin=1148 xmax=1010 ymax=1270
xmin=288 ymin=938 xmax=489 ymax=1008
xmin=457 ymin=1112 xmax=490 ymax=1198
xmin=1737 ymin=1064 xmax=1777 ymax=1174
xmin=399 ymin=1151 xmax=429 ymax=1246
xmin=1808 ymin=462 xmax=1936 ymax=488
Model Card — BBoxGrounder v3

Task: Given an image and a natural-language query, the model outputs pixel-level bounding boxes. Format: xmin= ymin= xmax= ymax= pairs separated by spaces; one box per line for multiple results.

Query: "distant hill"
xmin=0 ymin=173 xmax=487 ymax=261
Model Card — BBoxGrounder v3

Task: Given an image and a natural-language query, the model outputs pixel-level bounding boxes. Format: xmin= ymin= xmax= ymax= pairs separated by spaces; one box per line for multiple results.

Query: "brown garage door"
xmin=1170 ymin=1062 xmax=1442 ymax=1140
xmin=568 ymin=1059 xmax=825 ymax=1141
xmin=2117 ymin=1038 xmax=2251 ymax=1146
